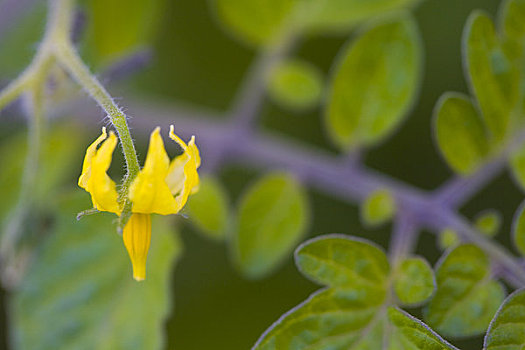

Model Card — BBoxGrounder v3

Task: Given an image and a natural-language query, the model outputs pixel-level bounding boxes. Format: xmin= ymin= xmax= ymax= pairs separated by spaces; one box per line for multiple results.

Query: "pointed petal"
xmin=169 ymin=125 xmax=188 ymax=150
xmin=78 ymin=127 xmax=107 ymax=189
xmin=188 ymin=136 xmax=201 ymax=168
xmin=171 ymin=134 xmax=201 ymax=210
xmin=129 ymin=128 xmax=179 ymax=215
xmin=87 ymin=131 xmax=120 ymax=213
xmin=122 ymin=213 xmax=151 ymax=281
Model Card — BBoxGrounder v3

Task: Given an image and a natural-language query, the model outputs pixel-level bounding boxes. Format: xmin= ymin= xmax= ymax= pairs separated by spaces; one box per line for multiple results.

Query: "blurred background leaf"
xmin=184 ymin=175 xmax=230 ymax=240
xmin=231 ymin=172 xmax=309 ymax=279
xmin=10 ymin=192 xmax=181 ymax=350
xmin=433 ymin=93 xmax=490 ymax=175
xmin=325 ymin=14 xmax=422 ymax=150
xmin=0 ymin=123 xmax=82 ymax=224
xmin=464 ymin=10 xmax=519 ymax=143
xmin=512 ymin=200 xmax=525 ymax=255
xmin=211 ymin=0 xmax=297 ymax=47
xmin=266 ymin=58 xmax=324 ymax=111
xmin=81 ymin=0 xmax=166 ymax=67
xmin=297 ymin=0 xmax=423 ymax=34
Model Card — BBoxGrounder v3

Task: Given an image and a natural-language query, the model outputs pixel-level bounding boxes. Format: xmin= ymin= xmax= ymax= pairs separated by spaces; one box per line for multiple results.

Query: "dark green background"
xmin=1 ymin=0 xmax=520 ymax=349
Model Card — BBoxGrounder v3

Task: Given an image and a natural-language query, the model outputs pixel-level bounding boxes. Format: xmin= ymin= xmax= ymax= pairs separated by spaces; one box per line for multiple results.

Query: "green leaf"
xmin=360 ymin=189 xmax=396 ymax=227
xmin=433 ymin=92 xmax=490 ymax=174
xmin=211 ymin=0 xmax=297 ymax=47
xmin=484 ymin=288 xmax=525 ymax=350
xmin=232 ymin=172 xmax=309 ymax=278
xmin=254 ymin=235 xmax=453 ymax=350
xmin=424 ymin=244 xmax=506 ymax=338
xmin=325 ymin=15 xmax=422 ymax=150
xmin=387 ymin=307 xmax=458 ymax=350
xmin=297 ymin=0 xmax=422 ymax=34
xmin=267 ymin=59 xmax=324 ymax=111
xmin=394 ymin=257 xmax=435 ymax=306
xmin=185 ymin=176 xmax=229 ymax=240
xmin=10 ymin=192 xmax=181 ymax=350
xmin=254 ymin=235 xmax=388 ymax=350
xmin=253 ymin=287 xmax=386 ymax=350
xmin=464 ymin=11 xmax=520 ymax=142
xmin=510 ymin=146 xmax=525 ymax=192
xmin=474 ymin=209 xmax=501 ymax=237
xmin=255 ymin=298 xmax=456 ymax=350
xmin=500 ymin=0 xmax=525 ymax=57
xmin=295 ymin=234 xmax=389 ymax=289
xmin=84 ymin=0 xmax=166 ymax=65
xmin=512 ymin=200 xmax=525 ymax=255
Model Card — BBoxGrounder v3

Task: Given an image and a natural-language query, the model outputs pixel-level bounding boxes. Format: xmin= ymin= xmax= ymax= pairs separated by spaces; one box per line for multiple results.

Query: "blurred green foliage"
xmin=82 ymin=0 xmax=166 ymax=66
xmin=266 ymin=59 xmax=323 ymax=111
xmin=11 ymin=193 xmax=181 ymax=350
xmin=185 ymin=175 xmax=230 ymax=240
xmin=0 ymin=124 xmax=82 ymax=223
xmin=326 ymin=14 xmax=422 ymax=149
xmin=232 ymin=172 xmax=309 ymax=279
xmin=434 ymin=93 xmax=489 ymax=174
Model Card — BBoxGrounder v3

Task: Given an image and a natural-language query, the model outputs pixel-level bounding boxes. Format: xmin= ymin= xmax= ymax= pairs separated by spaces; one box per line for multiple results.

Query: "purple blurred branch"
xmin=389 ymin=211 xmax=418 ymax=265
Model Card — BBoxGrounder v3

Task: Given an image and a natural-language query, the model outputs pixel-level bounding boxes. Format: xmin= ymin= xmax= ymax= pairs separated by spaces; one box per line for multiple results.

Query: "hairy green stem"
xmin=53 ymin=43 xmax=140 ymax=177
xmin=45 ymin=0 xmax=140 ymax=179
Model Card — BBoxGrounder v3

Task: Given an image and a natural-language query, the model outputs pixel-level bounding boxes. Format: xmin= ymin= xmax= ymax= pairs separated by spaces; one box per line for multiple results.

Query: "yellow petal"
xmin=78 ymin=128 xmax=120 ymax=214
xmin=78 ymin=127 xmax=107 ymax=189
xmin=123 ymin=213 xmax=151 ymax=281
xmin=129 ymin=128 xmax=179 ymax=215
xmin=168 ymin=127 xmax=201 ymax=210
xmin=165 ymin=152 xmax=189 ymax=195
xmin=168 ymin=125 xmax=188 ymax=151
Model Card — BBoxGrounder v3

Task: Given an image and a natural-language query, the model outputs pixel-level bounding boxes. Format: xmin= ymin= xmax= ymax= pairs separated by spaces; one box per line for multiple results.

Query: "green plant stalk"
xmin=53 ymin=43 xmax=140 ymax=177
xmin=47 ymin=0 xmax=140 ymax=226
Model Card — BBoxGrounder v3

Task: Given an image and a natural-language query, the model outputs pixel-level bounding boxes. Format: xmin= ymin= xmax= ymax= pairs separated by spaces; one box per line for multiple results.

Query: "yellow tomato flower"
xmin=79 ymin=126 xmax=201 ymax=281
